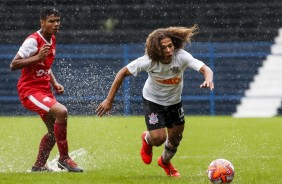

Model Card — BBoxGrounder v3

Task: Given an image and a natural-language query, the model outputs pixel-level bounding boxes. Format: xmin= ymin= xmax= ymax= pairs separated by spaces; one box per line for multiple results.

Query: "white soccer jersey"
xmin=127 ymin=49 xmax=205 ymax=106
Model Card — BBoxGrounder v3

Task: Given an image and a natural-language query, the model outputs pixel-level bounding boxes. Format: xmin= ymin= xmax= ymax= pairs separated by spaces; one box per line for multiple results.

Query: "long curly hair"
xmin=145 ymin=25 xmax=198 ymax=62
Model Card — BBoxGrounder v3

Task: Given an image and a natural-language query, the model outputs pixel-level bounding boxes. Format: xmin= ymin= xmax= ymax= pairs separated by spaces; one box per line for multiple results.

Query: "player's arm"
xmin=10 ymin=44 xmax=50 ymax=71
xmin=95 ymin=66 xmax=132 ymax=117
xmin=50 ymin=69 xmax=64 ymax=95
xmin=199 ymin=65 xmax=214 ymax=90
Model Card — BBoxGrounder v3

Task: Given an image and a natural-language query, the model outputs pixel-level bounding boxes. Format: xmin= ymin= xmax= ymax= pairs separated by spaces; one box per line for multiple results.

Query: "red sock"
xmin=34 ymin=133 xmax=56 ymax=167
xmin=54 ymin=123 xmax=69 ymax=161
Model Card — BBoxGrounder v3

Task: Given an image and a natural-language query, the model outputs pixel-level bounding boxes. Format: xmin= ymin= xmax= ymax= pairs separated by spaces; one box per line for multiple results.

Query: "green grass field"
xmin=0 ymin=116 xmax=281 ymax=184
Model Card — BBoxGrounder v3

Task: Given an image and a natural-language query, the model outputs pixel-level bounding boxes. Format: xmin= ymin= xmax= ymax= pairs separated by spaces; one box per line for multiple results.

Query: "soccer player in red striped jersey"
xmin=10 ymin=7 xmax=83 ymax=172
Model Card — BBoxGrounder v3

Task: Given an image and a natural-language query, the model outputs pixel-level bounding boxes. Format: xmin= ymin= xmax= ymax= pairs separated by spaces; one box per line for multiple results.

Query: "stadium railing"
xmin=0 ymin=42 xmax=271 ymax=115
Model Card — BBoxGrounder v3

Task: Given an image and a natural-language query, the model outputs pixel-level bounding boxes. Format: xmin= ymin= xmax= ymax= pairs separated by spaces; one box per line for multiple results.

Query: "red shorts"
xmin=21 ymin=92 xmax=57 ymax=119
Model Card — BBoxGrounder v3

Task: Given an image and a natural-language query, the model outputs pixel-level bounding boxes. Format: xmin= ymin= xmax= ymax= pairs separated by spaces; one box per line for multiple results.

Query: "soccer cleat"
xmin=31 ymin=165 xmax=53 ymax=172
xmin=58 ymin=158 xmax=83 ymax=172
xmin=140 ymin=131 xmax=153 ymax=164
xmin=158 ymin=156 xmax=181 ymax=177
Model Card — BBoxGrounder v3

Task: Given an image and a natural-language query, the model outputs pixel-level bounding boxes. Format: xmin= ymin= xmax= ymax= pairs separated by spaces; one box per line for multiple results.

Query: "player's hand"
xmin=95 ymin=99 xmax=112 ymax=117
xmin=37 ymin=44 xmax=50 ymax=61
xmin=53 ymin=83 xmax=64 ymax=95
xmin=200 ymin=80 xmax=214 ymax=90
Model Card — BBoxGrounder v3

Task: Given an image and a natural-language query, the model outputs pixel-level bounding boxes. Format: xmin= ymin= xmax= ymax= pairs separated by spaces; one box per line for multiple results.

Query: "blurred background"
xmin=1 ymin=0 xmax=282 ymax=117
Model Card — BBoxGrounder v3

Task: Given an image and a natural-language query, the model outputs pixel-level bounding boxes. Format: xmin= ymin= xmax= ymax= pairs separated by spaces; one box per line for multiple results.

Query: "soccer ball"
xmin=207 ymin=158 xmax=235 ymax=184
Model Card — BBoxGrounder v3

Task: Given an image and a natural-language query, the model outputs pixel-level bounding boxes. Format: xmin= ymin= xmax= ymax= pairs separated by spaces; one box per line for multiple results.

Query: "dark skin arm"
xmin=50 ymin=70 xmax=64 ymax=95
xmin=10 ymin=44 xmax=64 ymax=95
xmin=95 ymin=67 xmax=132 ymax=117
xmin=10 ymin=44 xmax=50 ymax=71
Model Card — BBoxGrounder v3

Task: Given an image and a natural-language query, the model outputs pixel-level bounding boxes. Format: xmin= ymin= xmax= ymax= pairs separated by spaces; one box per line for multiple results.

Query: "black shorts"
xmin=143 ymin=97 xmax=185 ymax=130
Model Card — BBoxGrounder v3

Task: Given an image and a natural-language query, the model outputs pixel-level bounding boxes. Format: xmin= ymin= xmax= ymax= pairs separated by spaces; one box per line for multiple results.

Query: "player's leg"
xmin=147 ymin=128 xmax=167 ymax=146
xmin=21 ymin=93 xmax=57 ymax=172
xmin=157 ymin=125 xmax=183 ymax=177
xmin=161 ymin=102 xmax=185 ymax=164
xmin=140 ymin=131 xmax=153 ymax=164
xmin=141 ymin=98 xmax=167 ymax=164
xmin=157 ymin=102 xmax=184 ymax=177
xmin=162 ymin=124 xmax=184 ymax=164
xmin=141 ymin=128 xmax=167 ymax=164
xmin=49 ymin=102 xmax=83 ymax=172
xmin=32 ymin=113 xmax=56 ymax=172
xmin=49 ymin=102 xmax=68 ymax=160
xmin=22 ymin=93 xmax=82 ymax=172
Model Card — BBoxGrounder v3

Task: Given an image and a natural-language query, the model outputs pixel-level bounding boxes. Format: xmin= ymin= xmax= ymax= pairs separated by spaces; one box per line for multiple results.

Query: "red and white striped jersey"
xmin=17 ymin=30 xmax=56 ymax=101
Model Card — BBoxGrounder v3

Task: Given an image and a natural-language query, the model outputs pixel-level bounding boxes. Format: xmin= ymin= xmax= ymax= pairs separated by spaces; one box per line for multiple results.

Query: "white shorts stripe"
xmin=28 ymin=95 xmax=50 ymax=112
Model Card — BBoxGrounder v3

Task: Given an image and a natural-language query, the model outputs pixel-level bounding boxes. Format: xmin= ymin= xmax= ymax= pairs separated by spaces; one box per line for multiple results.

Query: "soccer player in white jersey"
xmin=96 ymin=25 xmax=214 ymax=177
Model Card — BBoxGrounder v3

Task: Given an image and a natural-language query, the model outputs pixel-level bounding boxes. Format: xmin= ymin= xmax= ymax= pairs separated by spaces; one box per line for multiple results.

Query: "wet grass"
xmin=0 ymin=116 xmax=281 ymax=184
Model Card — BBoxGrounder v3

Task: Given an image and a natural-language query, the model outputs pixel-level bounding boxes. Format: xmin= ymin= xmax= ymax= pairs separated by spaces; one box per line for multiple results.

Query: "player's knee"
xmin=170 ymin=134 xmax=183 ymax=147
xmin=150 ymin=134 xmax=166 ymax=146
xmin=50 ymin=103 xmax=68 ymax=119
xmin=57 ymin=106 xmax=68 ymax=119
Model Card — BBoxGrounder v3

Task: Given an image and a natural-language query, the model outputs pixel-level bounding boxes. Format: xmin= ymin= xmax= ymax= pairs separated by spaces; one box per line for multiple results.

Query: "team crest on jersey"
xmin=170 ymin=66 xmax=180 ymax=74
xmin=148 ymin=113 xmax=158 ymax=124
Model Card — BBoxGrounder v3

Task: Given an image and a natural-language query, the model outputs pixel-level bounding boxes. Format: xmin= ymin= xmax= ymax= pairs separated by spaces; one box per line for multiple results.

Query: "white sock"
xmin=144 ymin=132 xmax=150 ymax=145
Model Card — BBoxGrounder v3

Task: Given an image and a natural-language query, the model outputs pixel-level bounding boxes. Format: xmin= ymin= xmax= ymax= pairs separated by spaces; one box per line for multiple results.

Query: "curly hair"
xmin=145 ymin=25 xmax=198 ymax=62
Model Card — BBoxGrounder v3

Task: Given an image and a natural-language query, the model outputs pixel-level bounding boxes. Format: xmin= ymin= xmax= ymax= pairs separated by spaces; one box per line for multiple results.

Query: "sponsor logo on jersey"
xmin=43 ymin=97 xmax=51 ymax=102
xmin=36 ymin=69 xmax=49 ymax=76
xmin=148 ymin=113 xmax=159 ymax=124
xmin=155 ymin=76 xmax=182 ymax=85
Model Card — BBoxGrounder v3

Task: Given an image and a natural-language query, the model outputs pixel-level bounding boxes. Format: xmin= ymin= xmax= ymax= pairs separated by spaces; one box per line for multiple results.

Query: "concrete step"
xmin=233 ymin=97 xmax=281 ymax=117
xmin=233 ymin=39 xmax=282 ymax=117
xmin=271 ymin=44 xmax=282 ymax=54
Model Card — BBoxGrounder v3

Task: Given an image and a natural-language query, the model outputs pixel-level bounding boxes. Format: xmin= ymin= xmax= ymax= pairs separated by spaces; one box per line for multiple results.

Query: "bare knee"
xmin=167 ymin=125 xmax=184 ymax=147
xmin=150 ymin=134 xmax=167 ymax=147
xmin=56 ymin=107 xmax=68 ymax=123
xmin=50 ymin=103 xmax=68 ymax=122
xmin=57 ymin=107 xmax=68 ymax=118
xmin=169 ymin=133 xmax=183 ymax=147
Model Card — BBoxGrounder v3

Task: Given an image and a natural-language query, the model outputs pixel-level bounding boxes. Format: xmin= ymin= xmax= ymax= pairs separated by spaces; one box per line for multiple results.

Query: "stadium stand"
xmin=1 ymin=0 xmax=282 ymax=44
xmin=233 ymin=28 xmax=282 ymax=117
xmin=0 ymin=0 xmax=282 ymax=116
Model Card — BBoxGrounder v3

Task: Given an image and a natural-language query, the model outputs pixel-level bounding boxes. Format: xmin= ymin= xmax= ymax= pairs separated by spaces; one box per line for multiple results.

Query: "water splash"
xmin=25 ymin=148 xmax=88 ymax=172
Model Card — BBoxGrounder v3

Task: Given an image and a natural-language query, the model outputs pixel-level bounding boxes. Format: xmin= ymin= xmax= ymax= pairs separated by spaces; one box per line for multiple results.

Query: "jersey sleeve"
xmin=126 ymin=55 xmax=151 ymax=76
xmin=18 ymin=38 xmax=38 ymax=58
xmin=179 ymin=49 xmax=205 ymax=71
